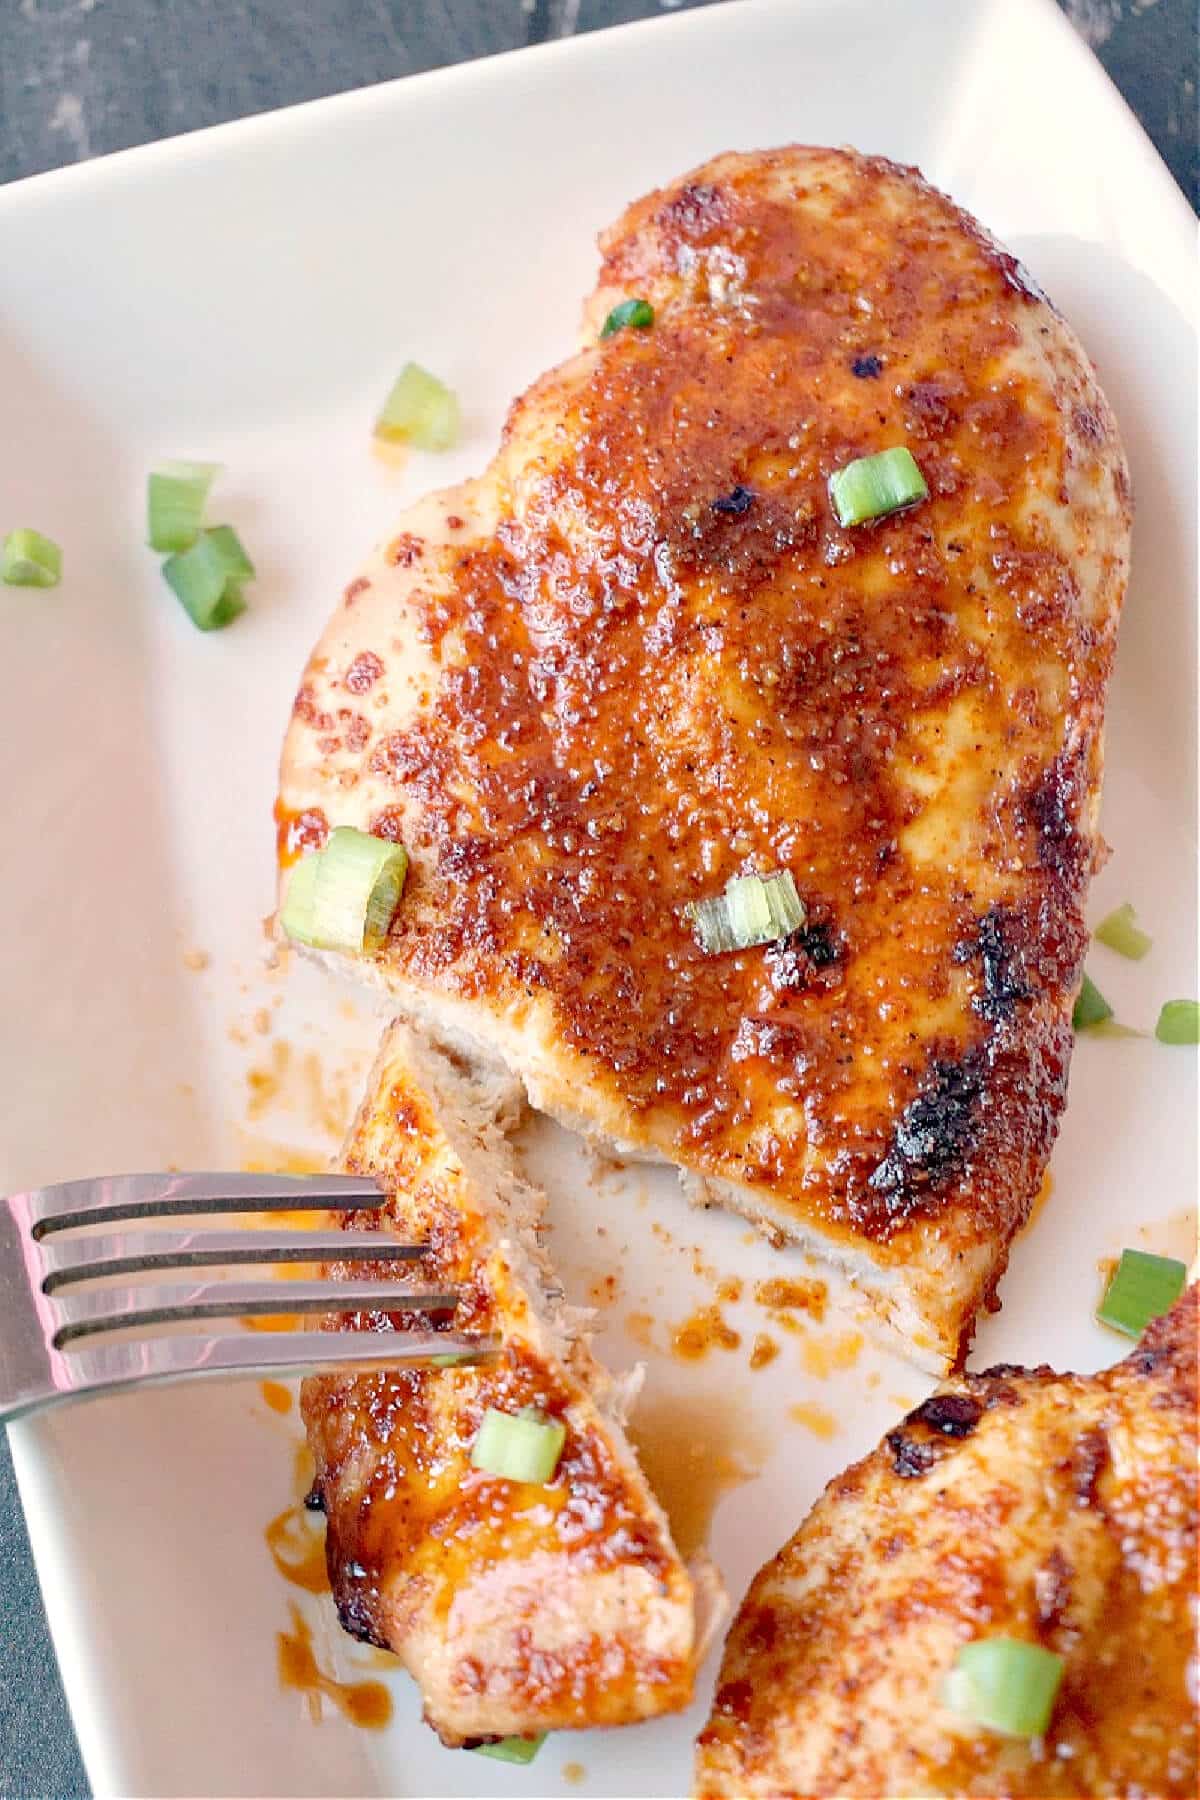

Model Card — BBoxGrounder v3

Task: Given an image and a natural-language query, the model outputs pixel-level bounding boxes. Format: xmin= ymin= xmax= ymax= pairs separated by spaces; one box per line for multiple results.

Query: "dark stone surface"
xmin=0 ymin=2 xmax=1193 ymax=1795
xmin=2 ymin=1 xmax=1194 ymax=203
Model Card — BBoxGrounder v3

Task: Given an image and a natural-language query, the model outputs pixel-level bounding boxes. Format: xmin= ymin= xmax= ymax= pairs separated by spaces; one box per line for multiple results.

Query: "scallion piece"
xmin=146 ymin=461 xmax=220 ymax=552
xmin=374 ymin=362 xmax=460 ymax=452
xmin=829 ymin=446 xmax=928 ymax=528
xmin=472 ymin=1735 xmax=546 ymax=1765
xmin=2 ymin=528 xmax=62 ymax=588
xmin=1097 ymin=1248 xmax=1187 ymax=1338
xmin=279 ymin=852 xmax=323 ymax=948
xmin=308 ymin=827 xmax=408 ymax=954
xmin=279 ymin=831 xmax=408 ymax=954
xmin=1072 ymin=973 xmax=1113 ymax=1031
xmin=600 ymin=297 xmax=654 ymax=338
xmin=687 ymin=870 xmax=805 ymax=955
xmin=470 ymin=1406 xmax=566 ymax=1484
xmin=163 ymin=533 xmax=246 ymax=631
xmin=942 ymin=1637 xmax=1064 ymax=1739
xmin=207 ymin=586 xmax=248 ymax=630
xmin=1094 ymin=902 xmax=1152 ymax=961
xmin=204 ymin=523 xmax=256 ymax=582
xmin=1155 ymin=999 xmax=1200 ymax=1045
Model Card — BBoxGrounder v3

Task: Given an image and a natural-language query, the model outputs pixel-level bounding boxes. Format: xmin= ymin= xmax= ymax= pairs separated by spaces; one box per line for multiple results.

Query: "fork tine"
xmin=51 ymin=1279 xmax=459 ymax=1344
xmin=25 ymin=1172 xmax=385 ymax=1237
xmin=25 ymin=1329 xmax=494 ymax=1419
xmin=39 ymin=1228 xmax=423 ymax=1291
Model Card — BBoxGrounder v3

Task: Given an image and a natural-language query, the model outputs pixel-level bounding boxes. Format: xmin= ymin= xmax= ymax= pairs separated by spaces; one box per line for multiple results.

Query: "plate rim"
xmin=0 ymin=0 xmax=1193 ymax=244
xmin=3 ymin=1 xmax=1196 ymax=1795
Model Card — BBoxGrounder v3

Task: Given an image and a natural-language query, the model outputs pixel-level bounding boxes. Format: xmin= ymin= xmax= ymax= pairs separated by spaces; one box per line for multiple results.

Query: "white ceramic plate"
xmin=1 ymin=0 xmax=1195 ymax=1793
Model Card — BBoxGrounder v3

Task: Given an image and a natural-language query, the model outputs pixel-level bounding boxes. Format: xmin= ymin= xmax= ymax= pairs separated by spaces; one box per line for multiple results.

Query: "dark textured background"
xmin=0 ymin=2 xmax=1195 ymax=1796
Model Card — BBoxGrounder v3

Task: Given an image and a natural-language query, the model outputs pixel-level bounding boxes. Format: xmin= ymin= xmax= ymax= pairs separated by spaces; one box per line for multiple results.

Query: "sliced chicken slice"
xmin=302 ymin=1021 xmax=724 ymax=1745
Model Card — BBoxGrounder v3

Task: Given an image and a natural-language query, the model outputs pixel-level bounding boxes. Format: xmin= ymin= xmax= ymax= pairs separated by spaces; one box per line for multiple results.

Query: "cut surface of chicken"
xmin=301 ymin=1022 xmax=723 ymax=1745
xmin=277 ymin=146 xmax=1131 ymax=1369
xmin=695 ymin=1286 xmax=1198 ymax=1799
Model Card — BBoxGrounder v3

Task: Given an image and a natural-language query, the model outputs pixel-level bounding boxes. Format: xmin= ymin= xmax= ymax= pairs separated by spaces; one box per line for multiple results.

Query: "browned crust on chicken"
xmin=696 ymin=1286 xmax=1198 ymax=1798
xmin=277 ymin=146 xmax=1131 ymax=1368
xmin=301 ymin=1025 xmax=714 ymax=1744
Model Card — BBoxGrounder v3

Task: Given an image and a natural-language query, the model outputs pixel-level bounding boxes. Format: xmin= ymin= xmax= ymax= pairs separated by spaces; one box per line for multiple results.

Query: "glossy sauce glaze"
xmin=265 ymin=1503 xmax=329 ymax=1595
xmin=671 ymin=1303 xmax=742 ymax=1361
xmin=277 ymin=1604 xmax=392 ymax=1729
xmin=626 ymin=1390 xmax=766 ymax=1561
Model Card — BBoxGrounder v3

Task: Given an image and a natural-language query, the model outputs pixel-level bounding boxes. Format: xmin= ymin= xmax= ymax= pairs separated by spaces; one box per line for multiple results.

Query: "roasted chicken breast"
xmin=696 ymin=1285 xmax=1198 ymax=1799
xmin=277 ymin=146 xmax=1130 ymax=1369
xmin=301 ymin=1023 xmax=722 ymax=1745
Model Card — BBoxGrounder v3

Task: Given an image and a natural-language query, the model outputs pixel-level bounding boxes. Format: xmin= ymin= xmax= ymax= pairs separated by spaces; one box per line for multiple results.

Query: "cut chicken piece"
xmin=301 ymin=1021 xmax=723 ymax=1745
xmin=695 ymin=1286 xmax=1198 ymax=1799
xmin=277 ymin=146 xmax=1131 ymax=1369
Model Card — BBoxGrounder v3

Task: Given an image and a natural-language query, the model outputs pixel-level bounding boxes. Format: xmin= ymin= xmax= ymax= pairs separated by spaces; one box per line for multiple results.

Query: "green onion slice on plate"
xmin=1155 ymin=999 xmax=1200 ymax=1045
xmin=1072 ymin=973 xmax=1113 ymax=1031
xmin=470 ymin=1406 xmax=566 ymax=1484
xmin=374 ymin=362 xmax=460 ymax=451
xmin=600 ymin=297 xmax=654 ymax=338
xmin=687 ymin=870 xmax=805 ymax=955
xmin=1093 ymin=902 xmax=1152 ymax=961
xmin=829 ymin=446 xmax=928 ymax=528
xmin=942 ymin=1637 xmax=1064 ymax=1739
xmin=472 ymin=1736 xmax=547 ymax=1765
xmin=1097 ymin=1249 xmax=1187 ymax=1338
xmin=2 ymin=528 xmax=62 ymax=588
xmin=163 ymin=532 xmax=247 ymax=631
xmin=204 ymin=523 xmax=256 ymax=582
xmin=147 ymin=461 xmax=221 ymax=552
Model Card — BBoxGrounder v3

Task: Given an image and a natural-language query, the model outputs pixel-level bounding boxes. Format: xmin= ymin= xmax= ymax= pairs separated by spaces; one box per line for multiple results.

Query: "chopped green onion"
xmin=1097 ymin=1248 xmax=1187 ymax=1338
xmin=279 ymin=852 xmax=323 ymax=948
xmin=942 ymin=1637 xmax=1064 ymax=1739
xmin=1155 ymin=1000 xmax=1200 ymax=1045
xmin=163 ymin=533 xmax=246 ymax=631
xmin=686 ymin=870 xmax=805 ymax=955
xmin=204 ymin=523 xmax=256 ymax=582
xmin=472 ymin=1736 xmax=546 ymax=1765
xmin=1094 ymin=902 xmax=1152 ymax=961
xmin=311 ymin=827 xmax=408 ymax=954
xmin=470 ymin=1406 xmax=566 ymax=1484
xmin=600 ymin=297 xmax=655 ymax=338
xmin=1072 ymin=973 xmax=1113 ymax=1031
xmin=374 ymin=362 xmax=460 ymax=451
xmin=206 ymin=586 xmax=247 ymax=630
xmin=829 ymin=446 xmax=928 ymax=528
xmin=280 ymin=832 xmax=408 ymax=955
xmin=146 ymin=461 xmax=220 ymax=552
xmin=2 ymin=528 xmax=62 ymax=588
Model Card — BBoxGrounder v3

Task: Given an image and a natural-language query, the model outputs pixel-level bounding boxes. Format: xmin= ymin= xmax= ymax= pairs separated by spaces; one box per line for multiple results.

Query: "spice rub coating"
xmin=695 ymin=1287 xmax=1198 ymax=1799
xmin=278 ymin=146 xmax=1131 ymax=1370
xmin=301 ymin=1023 xmax=718 ymax=1745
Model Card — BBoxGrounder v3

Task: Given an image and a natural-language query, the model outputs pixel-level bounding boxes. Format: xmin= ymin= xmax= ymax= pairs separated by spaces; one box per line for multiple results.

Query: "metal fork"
xmin=0 ymin=1173 xmax=490 ymax=1424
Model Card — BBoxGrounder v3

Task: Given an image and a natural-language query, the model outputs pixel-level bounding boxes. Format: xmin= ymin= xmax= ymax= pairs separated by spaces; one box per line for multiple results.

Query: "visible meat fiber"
xmin=695 ymin=1287 xmax=1199 ymax=1799
xmin=277 ymin=145 xmax=1130 ymax=1373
